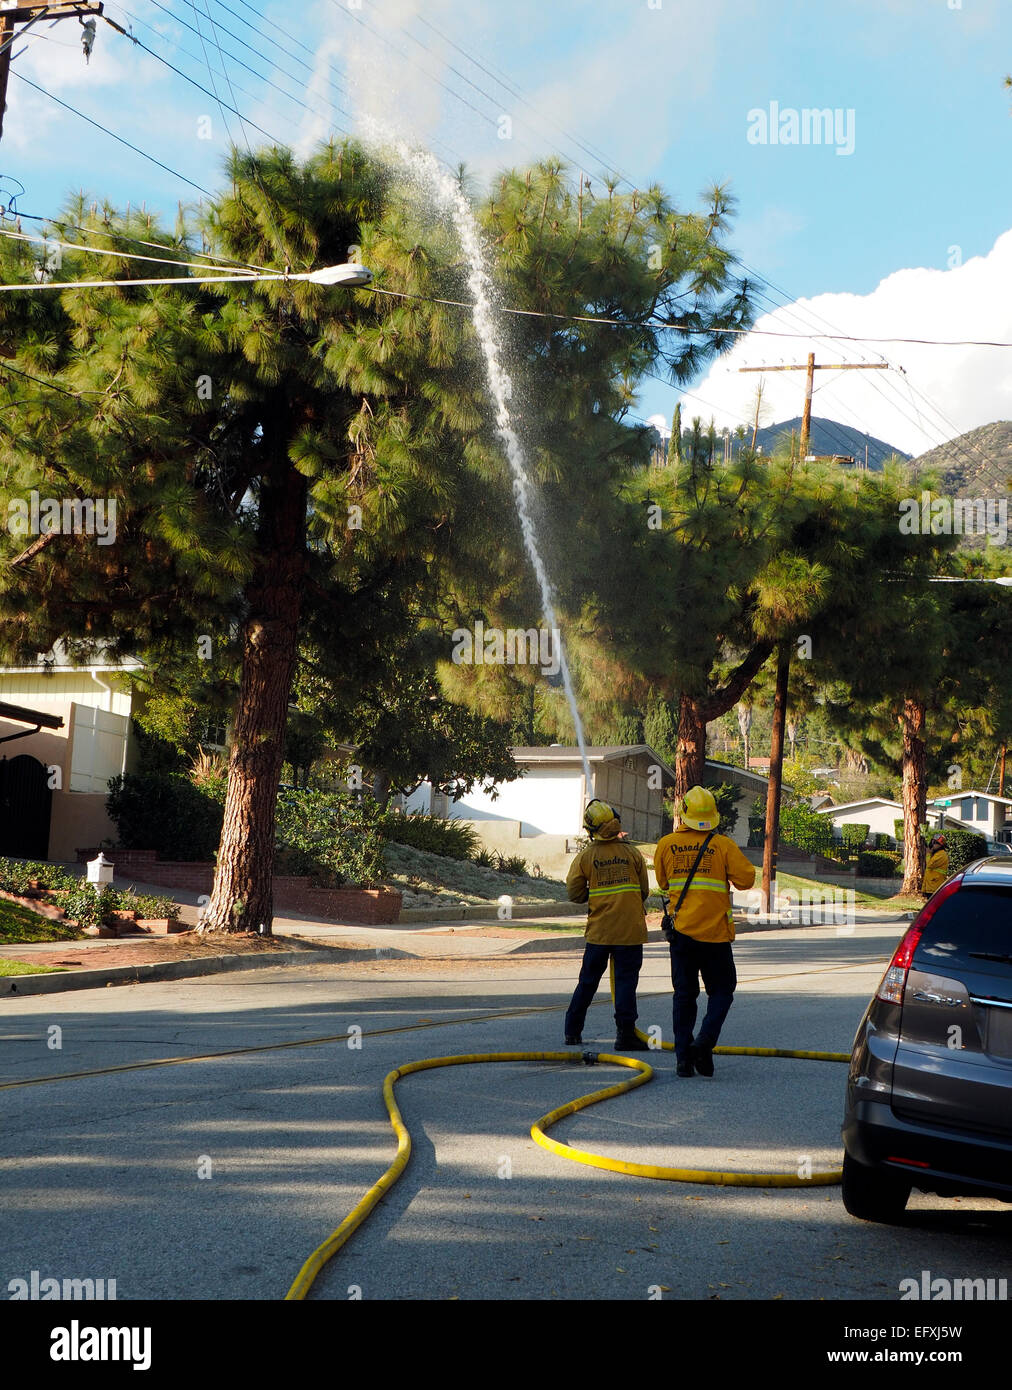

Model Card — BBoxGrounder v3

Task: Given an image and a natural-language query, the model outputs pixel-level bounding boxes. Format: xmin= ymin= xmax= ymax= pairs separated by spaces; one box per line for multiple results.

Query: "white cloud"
xmin=693 ymin=229 xmax=1012 ymax=457
xmin=646 ymin=413 xmax=670 ymax=439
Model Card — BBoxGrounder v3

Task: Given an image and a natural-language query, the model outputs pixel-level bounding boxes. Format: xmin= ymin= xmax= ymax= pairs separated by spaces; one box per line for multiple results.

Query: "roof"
xmin=817 ymin=798 xmax=901 ymax=815
xmin=0 ymin=639 xmax=143 ymax=675
xmin=0 ymin=700 xmax=64 ymax=731
xmin=931 ymin=791 xmax=1012 ymax=809
xmin=702 ymin=759 xmax=792 ymax=793
xmin=512 ymin=745 xmax=678 ymax=783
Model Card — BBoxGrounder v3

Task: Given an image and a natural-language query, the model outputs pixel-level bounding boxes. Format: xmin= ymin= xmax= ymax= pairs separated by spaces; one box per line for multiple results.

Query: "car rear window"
xmin=915 ymin=886 xmax=1012 ymax=971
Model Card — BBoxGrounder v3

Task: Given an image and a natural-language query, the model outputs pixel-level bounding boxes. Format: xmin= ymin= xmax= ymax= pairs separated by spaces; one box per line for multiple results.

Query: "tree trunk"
xmin=900 ymin=697 xmax=928 ymax=895
xmin=673 ymin=641 xmax=775 ymax=795
xmin=675 ymin=693 xmax=707 ymax=797
xmin=761 ymin=644 xmax=791 ymax=913
xmin=372 ymin=769 xmax=392 ymax=812
xmin=203 ymin=458 xmax=308 ymax=935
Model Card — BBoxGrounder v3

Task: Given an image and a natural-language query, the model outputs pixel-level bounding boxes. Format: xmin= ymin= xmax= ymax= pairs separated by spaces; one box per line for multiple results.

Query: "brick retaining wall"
xmin=76 ymin=849 xmax=402 ymax=923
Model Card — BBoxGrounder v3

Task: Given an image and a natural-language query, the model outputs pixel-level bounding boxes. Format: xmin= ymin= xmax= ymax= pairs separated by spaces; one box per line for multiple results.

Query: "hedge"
xmin=857 ymin=850 xmax=900 ymax=878
xmin=779 ymin=802 xmax=835 ymax=856
xmin=841 ymin=823 xmax=871 ymax=852
xmin=938 ymin=828 xmax=988 ymax=873
xmin=106 ymin=773 xmax=225 ymax=862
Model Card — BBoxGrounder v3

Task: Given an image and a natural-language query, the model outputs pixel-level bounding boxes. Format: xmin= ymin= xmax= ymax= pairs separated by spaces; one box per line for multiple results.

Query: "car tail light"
xmin=875 ymin=874 xmax=964 ymax=1004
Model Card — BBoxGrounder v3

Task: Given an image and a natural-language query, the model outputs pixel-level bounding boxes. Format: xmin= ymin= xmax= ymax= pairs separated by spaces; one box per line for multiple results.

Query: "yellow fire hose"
xmin=285 ymin=962 xmax=850 ymax=1300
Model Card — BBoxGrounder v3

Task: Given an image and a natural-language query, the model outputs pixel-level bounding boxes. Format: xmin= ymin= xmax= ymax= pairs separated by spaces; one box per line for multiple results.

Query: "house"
xmin=927 ymin=792 xmax=1012 ymax=844
xmin=403 ymin=744 xmax=679 ymax=875
xmin=817 ymin=797 xmax=903 ymax=843
xmin=0 ymin=644 xmax=142 ymax=861
xmin=401 ymin=747 xmax=774 ymax=875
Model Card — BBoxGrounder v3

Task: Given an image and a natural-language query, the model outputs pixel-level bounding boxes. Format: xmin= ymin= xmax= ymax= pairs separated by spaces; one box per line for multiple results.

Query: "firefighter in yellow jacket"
xmin=921 ymin=834 xmax=949 ymax=897
xmin=564 ymin=799 xmax=650 ymax=1051
xmin=654 ymin=786 xmax=756 ymax=1077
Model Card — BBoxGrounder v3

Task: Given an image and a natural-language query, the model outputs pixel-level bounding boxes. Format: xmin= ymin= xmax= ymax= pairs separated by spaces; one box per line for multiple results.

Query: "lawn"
xmin=0 ymin=898 xmax=84 ymax=945
xmin=0 ymin=957 xmax=66 ymax=977
xmin=773 ymin=871 xmax=921 ymax=912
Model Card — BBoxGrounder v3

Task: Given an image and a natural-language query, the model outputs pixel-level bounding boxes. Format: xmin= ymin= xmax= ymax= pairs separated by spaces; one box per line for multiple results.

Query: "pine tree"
xmin=668 ymin=403 xmax=682 ymax=464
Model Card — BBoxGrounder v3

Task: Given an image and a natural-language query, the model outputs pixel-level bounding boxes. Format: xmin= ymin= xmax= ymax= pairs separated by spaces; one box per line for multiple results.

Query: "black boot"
xmin=691 ymin=1041 xmax=714 ymax=1076
xmin=676 ymin=1056 xmax=695 ymax=1077
xmin=613 ymin=1029 xmax=650 ymax=1051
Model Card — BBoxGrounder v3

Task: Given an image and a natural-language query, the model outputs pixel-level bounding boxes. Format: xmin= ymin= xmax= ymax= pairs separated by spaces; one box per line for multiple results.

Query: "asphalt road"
xmin=3 ymin=921 xmax=1011 ymax=1303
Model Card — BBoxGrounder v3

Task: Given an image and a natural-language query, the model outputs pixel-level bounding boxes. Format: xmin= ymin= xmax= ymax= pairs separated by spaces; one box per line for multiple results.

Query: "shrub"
xmin=841 ymin=823 xmax=871 ymax=853
xmin=493 ymin=853 xmax=529 ymax=877
xmin=894 ymin=819 xmax=905 ymax=843
xmin=0 ymin=858 xmax=76 ymax=894
xmin=120 ymin=890 xmax=181 ymax=922
xmin=276 ymin=788 xmax=386 ymax=887
xmin=857 ymin=851 xmax=900 ymax=878
xmin=106 ymin=772 xmax=225 ymax=861
xmin=703 ymin=782 xmax=740 ymax=837
xmin=939 ymin=829 xmax=988 ymax=873
xmin=473 ymin=848 xmax=497 ymax=869
xmin=873 ymin=832 xmax=891 ymax=850
xmin=779 ymin=802 xmax=835 ymax=856
xmin=378 ymin=811 xmax=480 ymax=862
xmin=62 ymin=884 xmax=120 ymax=926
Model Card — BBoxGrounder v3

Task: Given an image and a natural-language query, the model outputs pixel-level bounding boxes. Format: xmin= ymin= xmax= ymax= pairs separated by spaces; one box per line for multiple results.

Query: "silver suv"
xmin=842 ymin=856 xmax=1012 ymax=1222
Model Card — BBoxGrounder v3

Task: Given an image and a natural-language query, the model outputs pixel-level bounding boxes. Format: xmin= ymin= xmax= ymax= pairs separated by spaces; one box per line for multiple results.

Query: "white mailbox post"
xmin=86 ymin=852 xmax=114 ymax=896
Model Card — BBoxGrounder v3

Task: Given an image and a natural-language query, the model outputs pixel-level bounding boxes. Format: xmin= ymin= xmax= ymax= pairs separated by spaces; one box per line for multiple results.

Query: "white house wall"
xmin=449 ymin=768 xmax=585 ymax=836
xmin=824 ymin=803 xmax=902 ymax=838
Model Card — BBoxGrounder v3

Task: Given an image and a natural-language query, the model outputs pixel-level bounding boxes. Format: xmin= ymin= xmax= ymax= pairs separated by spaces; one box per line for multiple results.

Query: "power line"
xmin=11 ymin=209 xmax=267 ymax=272
xmin=730 ymin=258 xmax=1006 ymax=487
xmin=112 ymin=0 xmax=338 ymax=137
xmin=214 ymin=0 xmax=348 ymax=95
xmin=0 ymin=226 xmax=206 ymax=271
xmin=139 ymin=0 xmax=352 ymax=130
xmin=11 ymin=71 xmax=215 ymax=197
xmin=149 ymin=0 xmax=352 ymax=124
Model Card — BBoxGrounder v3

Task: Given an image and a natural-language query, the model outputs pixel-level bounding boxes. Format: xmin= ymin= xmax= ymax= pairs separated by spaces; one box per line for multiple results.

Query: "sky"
xmin=8 ymin=0 xmax=1012 ymax=457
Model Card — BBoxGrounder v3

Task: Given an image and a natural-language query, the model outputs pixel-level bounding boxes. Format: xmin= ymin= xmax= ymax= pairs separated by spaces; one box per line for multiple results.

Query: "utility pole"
xmin=761 ymin=642 xmax=791 ymax=914
xmin=0 ymin=3 xmax=105 ymax=144
xmin=739 ymin=359 xmax=889 ymax=460
xmin=1000 ymin=742 xmax=1007 ymax=799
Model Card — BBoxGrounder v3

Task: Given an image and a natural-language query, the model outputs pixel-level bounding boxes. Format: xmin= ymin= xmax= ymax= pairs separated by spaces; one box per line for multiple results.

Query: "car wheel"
xmin=841 ymin=1152 xmax=911 ymax=1223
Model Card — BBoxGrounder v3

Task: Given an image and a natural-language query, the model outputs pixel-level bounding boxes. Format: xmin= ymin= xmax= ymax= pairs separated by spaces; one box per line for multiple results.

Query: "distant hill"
xmin=753 ymin=416 xmax=909 ymax=469
xmin=908 ymin=420 xmax=1012 ymax=497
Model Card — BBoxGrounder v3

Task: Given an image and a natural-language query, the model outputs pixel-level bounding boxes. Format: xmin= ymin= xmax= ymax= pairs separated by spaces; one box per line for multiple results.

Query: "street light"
xmin=927 ymin=576 xmax=1012 ymax=586
xmin=302 ymin=263 xmax=373 ymax=287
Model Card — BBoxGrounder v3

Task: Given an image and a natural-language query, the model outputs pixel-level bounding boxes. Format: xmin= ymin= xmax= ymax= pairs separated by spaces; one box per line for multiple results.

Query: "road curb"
xmin=0 ymin=943 xmax=416 ymax=998
xmin=397 ymin=900 xmax=585 ymax=923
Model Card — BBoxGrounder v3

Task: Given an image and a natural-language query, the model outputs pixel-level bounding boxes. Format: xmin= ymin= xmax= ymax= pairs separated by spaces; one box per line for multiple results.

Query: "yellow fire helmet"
xmin=678 ymin=785 xmax=720 ymax=832
xmin=583 ymin=798 xmax=617 ymax=834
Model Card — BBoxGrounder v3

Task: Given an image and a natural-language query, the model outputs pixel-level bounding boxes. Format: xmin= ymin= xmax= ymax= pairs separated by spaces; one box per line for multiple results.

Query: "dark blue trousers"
xmin=565 ymin=943 xmax=643 ymax=1035
xmin=668 ymin=931 xmax=736 ymax=1059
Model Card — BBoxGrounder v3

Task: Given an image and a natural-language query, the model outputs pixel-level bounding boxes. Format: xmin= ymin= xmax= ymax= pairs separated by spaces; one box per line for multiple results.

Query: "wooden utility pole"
xmin=1000 ymin=742 xmax=1007 ymax=799
xmin=0 ymin=3 xmax=105 ymax=144
xmin=761 ymin=643 xmax=791 ymax=913
xmin=739 ymin=359 xmax=889 ymax=460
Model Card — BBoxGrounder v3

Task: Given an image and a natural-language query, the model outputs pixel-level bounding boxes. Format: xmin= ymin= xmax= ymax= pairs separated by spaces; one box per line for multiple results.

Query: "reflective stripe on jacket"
xmin=653 ymin=829 xmax=756 ymax=943
xmin=567 ymin=822 xmax=649 ymax=945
